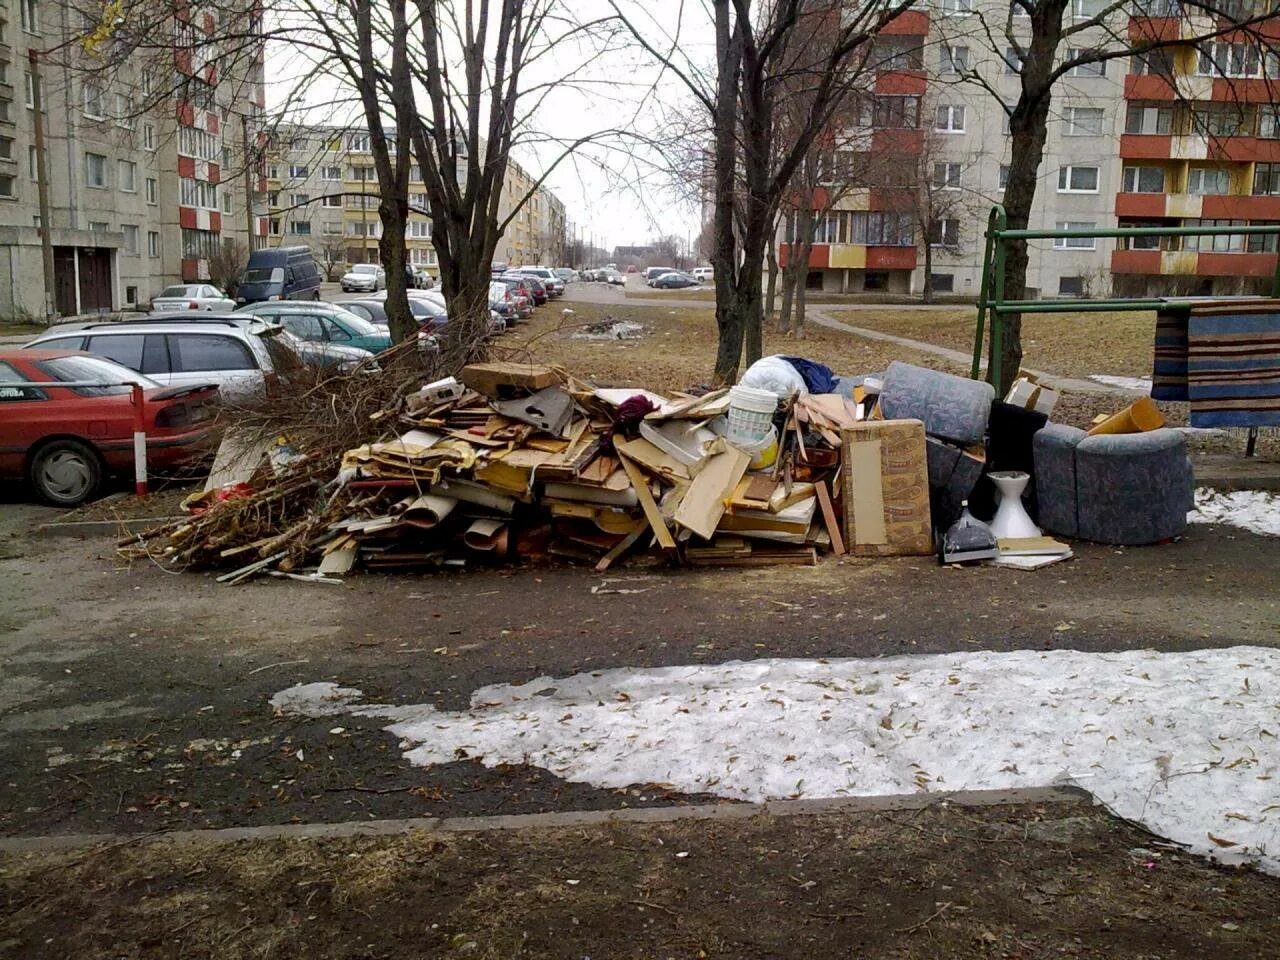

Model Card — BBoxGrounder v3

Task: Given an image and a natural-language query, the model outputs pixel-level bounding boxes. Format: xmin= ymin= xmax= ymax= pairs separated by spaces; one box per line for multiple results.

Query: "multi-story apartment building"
xmin=779 ymin=0 xmax=1280 ymax=300
xmin=262 ymin=124 xmax=568 ymax=276
xmin=0 ymin=0 xmax=265 ymax=320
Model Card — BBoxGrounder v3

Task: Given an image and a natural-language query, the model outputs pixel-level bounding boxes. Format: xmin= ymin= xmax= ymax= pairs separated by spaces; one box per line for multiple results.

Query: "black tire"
xmin=29 ymin=438 xmax=103 ymax=506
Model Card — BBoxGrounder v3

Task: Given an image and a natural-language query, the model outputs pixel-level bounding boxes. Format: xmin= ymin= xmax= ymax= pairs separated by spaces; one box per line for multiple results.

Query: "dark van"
xmin=237 ymin=246 xmax=323 ymax=304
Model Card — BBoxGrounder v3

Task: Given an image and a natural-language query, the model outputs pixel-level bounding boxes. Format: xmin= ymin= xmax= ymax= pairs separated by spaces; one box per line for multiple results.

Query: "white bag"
xmin=738 ymin=355 xmax=807 ymax=399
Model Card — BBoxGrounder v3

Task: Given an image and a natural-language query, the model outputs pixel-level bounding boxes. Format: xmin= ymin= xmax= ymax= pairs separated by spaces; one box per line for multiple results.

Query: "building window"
xmin=1125 ymin=102 xmax=1173 ymax=135
xmin=1187 ymin=166 xmax=1231 ymax=196
xmin=1132 ymin=0 xmax=1181 ymax=14
xmin=941 ymin=45 xmax=969 ymax=75
xmin=935 ymin=104 xmax=966 ymax=133
xmin=268 ymin=218 xmax=281 ymax=236
xmin=871 ymin=37 xmax=923 ymax=72
xmin=1197 ymin=42 xmax=1263 ymax=79
xmin=322 ymin=220 xmax=342 ymax=235
xmin=929 ymin=218 xmax=960 ymax=247
xmin=177 ymin=125 xmax=220 ymax=162
xmin=1246 ymin=224 xmax=1280 ymax=253
xmin=1254 ymin=163 xmax=1280 ymax=196
xmin=118 ymin=160 xmax=137 ymax=193
xmin=85 ymin=152 xmax=107 ymax=188
xmin=857 ymin=94 xmax=920 ymax=129
xmin=222 ymin=189 xmax=232 ymax=214
xmin=0 ymin=173 xmax=15 ymax=199
xmin=181 ymin=228 xmax=220 ymax=259
xmin=143 ymin=124 xmax=156 ymax=150
xmin=267 ymin=191 xmax=280 ymax=207
xmin=348 ymin=166 xmax=375 ymax=182
xmin=1192 ymin=104 xmax=1250 ymax=138
xmin=410 ymin=247 xmax=437 ymax=266
xmin=20 ymin=0 xmax=38 ymax=33
xmin=1260 ymin=106 xmax=1280 ymax=139
xmin=145 ymin=177 xmax=158 ymax=203
xmin=998 ymin=164 xmax=1010 ymax=191
xmin=290 ymin=192 xmax=309 ymax=207
xmin=28 ymin=145 xmax=38 ymax=179
xmin=1071 ymin=0 xmax=1105 ymax=16
xmin=148 ymin=231 xmax=160 ymax=257
xmin=0 ymin=97 xmax=11 ymax=123
xmin=121 ymin=224 xmax=139 ymax=255
xmin=288 ymin=164 xmax=308 ymax=179
xmin=930 ymin=273 xmax=955 ymax=293
xmin=180 ymin=177 xmax=218 ymax=208
xmin=0 ymin=135 xmax=12 ymax=162
xmin=321 ymin=166 xmax=341 ymax=180
xmin=1122 ymin=165 xmax=1166 ymax=193
xmin=1053 ymin=221 xmax=1097 ymax=249
xmin=1063 ymin=106 xmax=1105 ymax=136
xmin=1057 ymin=165 xmax=1099 ymax=193
xmin=347 ymin=133 xmax=370 ymax=152
xmin=89 ymin=221 xmax=109 ymax=234
xmin=290 ymin=221 xmax=312 ymax=236
xmin=1058 ymin=276 xmax=1085 ymax=297
xmin=1118 ymin=219 xmax=1165 ymax=250
xmin=932 ymin=162 xmax=962 ymax=190
xmin=408 ymin=219 xmax=432 ymax=238
xmin=321 ymin=194 xmax=341 ymax=207
xmin=1182 ymin=218 xmax=1246 ymax=253
xmin=114 ymin=92 xmax=135 ymax=129
xmin=1131 ymin=49 xmax=1174 ymax=77
xmin=1066 ymin=50 xmax=1105 ymax=76
xmin=24 ymin=72 xmax=35 ymax=108
xmin=268 ymin=164 xmax=279 ymax=180
xmin=83 ymin=83 xmax=106 ymax=119
xmin=1003 ymin=47 xmax=1022 ymax=74
xmin=939 ymin=0 xmax=973 ymax=14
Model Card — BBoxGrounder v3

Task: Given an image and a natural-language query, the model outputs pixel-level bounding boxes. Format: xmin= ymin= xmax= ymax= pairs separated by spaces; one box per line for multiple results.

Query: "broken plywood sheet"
xmin=674 ymin=445 xmax=750 ymax=540
xmin=614 ymin=436 xmax=691 ymax=483
xmin=203 ymin=431 xmax=275 ymax=492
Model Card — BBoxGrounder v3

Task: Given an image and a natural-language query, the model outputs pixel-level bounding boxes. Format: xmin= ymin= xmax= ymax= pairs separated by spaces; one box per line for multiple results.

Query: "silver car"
xmin=340 ymin=263 xmax=386 ymax=293
xmin=151 ymin=283 xmax=237 ymax=312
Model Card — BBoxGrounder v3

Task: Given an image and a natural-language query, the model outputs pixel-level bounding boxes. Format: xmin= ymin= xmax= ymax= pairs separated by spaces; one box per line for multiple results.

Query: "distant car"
xmin=651 ymin=272 xmax=700 ymax=289
xmin=0 ymin=349 xmax=217 ymax=505
xmin=151 ymin=284 xmax=236 ymax=313
xmin=493 ymin=277 xmax=534 ymax=317
xmin=235 ymin=302 xmax=392 ymax=354
xmin=514 ymin=266 xmax=564 ymax=298
xmin=692 ymin=267 xmax=714 ymax=281
xmin=604 ymin=271 xmax=625 ymax=286
xmin=553 ymin=268 xmax=577 ymax=283
xmin=626 ymin=264 xmax=638 ymax=273
xmin=340 ymin=263 xmax=386 ymax=293
xmin=504 ymin=273 xmax=547 ymax=305
xmin=489 ymin=280 xmax=523 ymax=325
xmin=411 ymin=266 xmax=435 ymax=290
xmin=644 ymin=266 xmax=676 ymax=285
xmin=490 ymin=262 xmax=510 ymax=278
xmin=238 ymin=246 xmax=323 ymax=304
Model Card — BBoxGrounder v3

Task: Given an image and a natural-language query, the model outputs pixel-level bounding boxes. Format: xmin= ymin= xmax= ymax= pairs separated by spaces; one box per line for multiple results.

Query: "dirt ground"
xmin=4 ymin=799 xmax=1279 ymax=959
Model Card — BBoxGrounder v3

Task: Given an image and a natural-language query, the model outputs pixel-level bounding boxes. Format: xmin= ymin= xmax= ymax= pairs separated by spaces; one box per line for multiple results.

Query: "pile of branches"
xmin=122 ymin=339 xmax=446 ymax=574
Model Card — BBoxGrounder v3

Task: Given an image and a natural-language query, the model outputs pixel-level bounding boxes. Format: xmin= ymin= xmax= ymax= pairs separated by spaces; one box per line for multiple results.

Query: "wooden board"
xmin=613 ymin=436 xmax=691 ymax=483
xmin=814 ymin=479 xmax=846 ymax=556
xmin=616 ymin=445 xmax=676 ymax=549
xmin=459 ymin=362 xmax=557 ymax=397
xmin=674 ymin=445 xmax=750 ymax=540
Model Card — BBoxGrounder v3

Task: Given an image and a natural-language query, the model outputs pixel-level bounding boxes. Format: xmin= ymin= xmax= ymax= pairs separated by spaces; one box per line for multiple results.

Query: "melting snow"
xmin=1088 ymin=374 xmax=1152 ymax=393
xmin=1190 ymin=488 xmax=1280 ymax=538
xmin=274 ymin=648 xmax=1280 ymax=873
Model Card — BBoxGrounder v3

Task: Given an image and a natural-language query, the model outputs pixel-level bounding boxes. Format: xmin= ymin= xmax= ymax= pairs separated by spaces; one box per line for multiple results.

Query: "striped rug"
xmin=1181 ymin=302 xmax=1280 ymax=428
xmin=1151 ymin=307 xmax=1189 ymax=402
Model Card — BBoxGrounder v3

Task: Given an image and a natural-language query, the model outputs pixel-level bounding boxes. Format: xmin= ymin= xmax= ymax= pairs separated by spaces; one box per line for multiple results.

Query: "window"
xmin=935 ymin=104 xmax=966 ymax=133
xmin=1063 ymin=106 xmax=1105 ymax=136
xmin=321 ymin=194 xmax=341 ymax=207
xmin=1261 ymin=106 xmax=1280 ymax=139
xmin=857 ymin=94 xmax=920 ymax=129
xmin=929 ymin=218 xmax=961 ymax=247
xmin=1192 ymin=104 xmax=1250 ymax=138
xmin=148 ymin=230 xmax=160 ymax=257
xmin=1057 ymin=165 xmax=1100 ymax=192
xmin=939 ymin=0 xmax=973 ymax=13
xmin=20 ymin=0 xmax=38 ymax=33
xmin=347 ymin=133 xmax=370 ymax=152
xmin=321 ymin=166 xmax=341 ymax=180
xmin=170 ymin=334 xmax=255 ymax=373
xmin=1125 ymin=103 xmax=1173 ymax=135
xmin=1058 ymin=276 xmax=1085 ymax=297
xmin=145 ymin=177 xmax=158 ymax=204
xmin=1254 ymin=163 xmax=1280 ymax=196
xmin=281 ymin=315 xmax=325 ymax=341
xmin=1132 ymin=0 xmax=1181 ymax=14
xmin=268 ymin=218 xmax=280 ymax=235
xmin=290 ymin=192 xmax=309 ymax=207
xmin=999 ymin=164 xmax=1010 ymax=190
xmin=1197 ymin=41 xmax=1263 ymax=79
xmin=1053 ymin=221 xmax=1097 ymax=249
xmin=118 ymin=160 xmax=137 ymax=193
xmin=1072 ymin=0 xmax=1105 ymax=16
xmin=221 ymin=189 xmax=232 ymax=214
xmin=410 ymin=247 xmax=437 ymax=265
xmin=268 ymin=164 xmax=279 ymax=180
xmin=177 ymin=125 xmax=219 ymax=162
xmin=322 ymin=220 xmax=342 ymax=235
xmin=114 ymin=92 xmax=135 ymax=129
xmin=0 ymin=135 xmax=11 ymax=162
xmin=142 ymin=124 xmax=156 ymax=150
xmin=89 ymin=221 xmax=109 ymax=235
xmin=85 ymin=152 xmax=107 ymax=188
xmin=348 ymin=165 xmax=375 ymax=181
xmin=1122 ymin=166 xmax=1166 ymax=193
xmin=407 ymin=220 xmax=432 ymax=238
xmin=871 ymin=37 xmax=922 ymax=71
xmin=0 ymin=361 xmax=45 ymax=401
xmin=85 ymin=333 xmax=146 ymax=370
xmin=180 ymin=178 xmax=219 ymax=208
xmin=288 ymin=164 xmax=308 ymax=178
xmin=930 ymin=274 xmax=955 ymax=293
xmin=180 ymin=227 xmax=219 ymax=259
xmin=24 ymin=72 xmax=34 ymax=108
xmin=1004 ymin=47 xmax=1022 ymax=74
xmin=1187 ymin=166 xmax=1231 ymax=195
xmin=1066 ymin=50 xmax=1106 ymax=76
xmin=1131 ymin=49 xmax=1174 ymax=77
xmin=1118 ymin=220 xmax=1165 ymax=250
xmin=848 ymin=211 xmax=914 ymax=246
xmin=0 ymin=173 xmax=14 ymax=199
xmin=121 ymin=224 xmax=139 ymax=255
xmin=28 ymin=145 xmax=38 ymax=179
xmin=290 ymin=221 xmax=312 ymax=236
xmin=1182 ymin=218 xmax=1246 ymax=252
xmin=932 ymin=162 xmax=962 ymax=190
xmin=941 ymin=45 xmax=969 ymax=75
xmin=1246 ymin=224 xmax=1280 ymax=253
xmin=83 ymin=83 xmax=106 ymax=119
xmin=0 ymin=97 xmax=11 ymax=123
xmin=267 ymin=191 xmax=280 ymax=207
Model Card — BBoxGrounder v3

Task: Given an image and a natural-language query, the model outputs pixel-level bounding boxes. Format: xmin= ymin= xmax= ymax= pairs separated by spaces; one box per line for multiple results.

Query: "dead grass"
xmin=0 ymin=322 xmax=44 ymax=337
xmin=4 ymin=802 xmax=1277 ymax=959
xmin=502 ymin=301 xmax=966 ymax=394
xmin=828 ymin=307 xmax=1158 ymax=381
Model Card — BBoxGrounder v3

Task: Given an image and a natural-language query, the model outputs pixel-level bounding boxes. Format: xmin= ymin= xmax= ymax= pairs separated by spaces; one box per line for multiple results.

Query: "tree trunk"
xmin=710 ymin=1 xmax=745 ymax=385
xmin=765 ymin=242 xmax=779 ymax=323
xmin=921 ymin=227 xmax=934 ymax=304
xmin=378 ymin=201 xmax=414 ymax=345
xmin=778 ymin=265 xmax=796 ymax=334
xmin=794 ymin=256 xmax=809 ymax=340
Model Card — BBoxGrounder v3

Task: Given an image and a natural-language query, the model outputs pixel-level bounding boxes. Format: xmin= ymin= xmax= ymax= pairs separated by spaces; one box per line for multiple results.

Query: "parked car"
xmin=692 ymin=267 xmax=714 ymax=281
xmin=651 ymin=271 xmax=701 ymax=289
xmin=604 ymin=270 xmax=625 ymax=286
xmin=0 ymin=349 xmax=218 ymax=505
xmin=644 ymin=266 xmax=676 ymax=285
xmin=626 ymin=264 xmax=638 ymax=273
xmin=237 ymin=246 xmax=323 ymax=304
xmin=26 ymin=319 xmax=280 ymax=402
xmin=489 ymin=280 xmax=523 ymax=325
xmin=340 ymin=263 xmax=386 ymax=293
xmin=492 ymin=277 xmax=534 ymax=318
xmin=514 ymin=266 xmax=564 ymax=298
xmin=151 ymin=284 xmax=237 ymax=313
xmin=235 ymin=302 xmax=392 ymax=354
xmin=411 ymin=266 xmax=435 ymax=290
xmin=490 ymin=262 xmax=510 ymax=278
xmin=256 ymin=326 xmax=376 ymax=373
xmin=553 ymin=268 xmax=578 ymax=283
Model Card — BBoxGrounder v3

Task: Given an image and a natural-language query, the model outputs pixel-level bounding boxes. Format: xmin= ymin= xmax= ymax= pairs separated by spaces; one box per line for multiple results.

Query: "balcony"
xmin=879 ymin=10 xmax=928 ymax=35
xmin=1111 ymin=248 xmax=1278 ymax=277
xmin=874 ymin=71 xmax=927 ymax=96
xmin=777 ymin=243 xmax=917 ymax=272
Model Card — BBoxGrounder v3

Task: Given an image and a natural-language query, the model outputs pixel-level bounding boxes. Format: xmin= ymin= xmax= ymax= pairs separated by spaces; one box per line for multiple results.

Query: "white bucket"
xmin=726 ymin=385 xmax=778 ymax=446
xmin=734 ymin=426 xmax=779 ymax=470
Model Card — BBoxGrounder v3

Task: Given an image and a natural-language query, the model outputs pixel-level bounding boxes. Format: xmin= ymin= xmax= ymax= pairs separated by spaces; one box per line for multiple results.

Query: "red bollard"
xmin=131 ymin=383 xmax=148 ymax=496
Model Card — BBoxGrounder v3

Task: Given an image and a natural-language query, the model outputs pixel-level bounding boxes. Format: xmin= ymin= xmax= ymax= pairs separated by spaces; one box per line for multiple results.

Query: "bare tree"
xmin=312 ymin=235 xmax=348 ymax=281
xmin=207 ymin=238 xmax=249 ymax=297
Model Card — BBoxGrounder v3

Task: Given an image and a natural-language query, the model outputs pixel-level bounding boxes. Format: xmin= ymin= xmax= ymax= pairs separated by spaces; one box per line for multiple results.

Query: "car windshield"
xmin=158 ymin=285 xmax=194 ymax=298
xmin=489 ymin=282 xmax=509 ymax=299
xmin=408 ymin=299 xmax=447 ymax=318
xmin=351 ymin=265 xmax=379 ymax=275
xmin=332 ymin=312 xmax=381 ymax=335
xmin=34 ymin=354 xmax=156 ymax=396
xmin=243 ymin=267 xmax=283 ymax=284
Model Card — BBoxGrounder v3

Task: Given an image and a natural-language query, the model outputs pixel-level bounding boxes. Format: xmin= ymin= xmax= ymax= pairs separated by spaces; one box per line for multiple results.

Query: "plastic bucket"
xmin=734 ymin=426 xmax=779 ymax=471
xmin=726 ymin=385 xmax=778 ymax=446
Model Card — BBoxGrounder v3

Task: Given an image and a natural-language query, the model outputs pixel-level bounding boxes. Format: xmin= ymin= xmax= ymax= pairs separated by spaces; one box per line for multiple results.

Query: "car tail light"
xmin=189 ymin=301 xmax=200 ymax=310
xmin=154 ymin=403 xmax=191 ymax=427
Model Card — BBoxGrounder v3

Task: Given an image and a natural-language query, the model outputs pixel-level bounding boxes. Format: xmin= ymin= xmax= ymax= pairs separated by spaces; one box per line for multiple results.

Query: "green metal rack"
xmin=970 ymin=205 xmax=1280 ymax=396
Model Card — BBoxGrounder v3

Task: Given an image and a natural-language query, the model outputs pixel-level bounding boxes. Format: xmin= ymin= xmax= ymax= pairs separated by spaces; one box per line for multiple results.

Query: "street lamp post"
xmin=28 ymin=49 xmax=57 ymax=322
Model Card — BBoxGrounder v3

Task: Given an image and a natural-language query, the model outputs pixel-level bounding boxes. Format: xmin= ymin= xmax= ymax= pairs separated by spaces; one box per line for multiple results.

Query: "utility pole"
xmin=241 ymin=113 xmax=255 ymax=250
xmin=28 ymin=50 xmax=56 ymax=322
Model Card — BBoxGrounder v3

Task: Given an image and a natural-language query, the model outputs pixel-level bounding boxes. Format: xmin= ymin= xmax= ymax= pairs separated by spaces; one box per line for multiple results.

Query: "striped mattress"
xmin=1151 ymin=300 xmax=1280 ymax=428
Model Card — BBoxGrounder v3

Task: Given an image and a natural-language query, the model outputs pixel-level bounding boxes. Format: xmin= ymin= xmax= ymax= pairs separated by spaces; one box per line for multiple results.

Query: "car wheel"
xmin=29 ymin=439 xmax=103 ymax=507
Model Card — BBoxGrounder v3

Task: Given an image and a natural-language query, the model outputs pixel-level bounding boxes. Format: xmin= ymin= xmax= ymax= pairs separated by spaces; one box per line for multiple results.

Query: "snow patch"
xmin=273 ymin=648 xmax=1280 ymax=874
xmin=1190 ymin=488 xmax=1280 ymax=537
xmin=1088 ymin=374 xmax=1152 ymax=393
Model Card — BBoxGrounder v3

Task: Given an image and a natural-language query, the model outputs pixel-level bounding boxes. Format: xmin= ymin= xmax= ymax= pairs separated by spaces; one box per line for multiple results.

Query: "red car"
xmin=0 ymin=349 xmax=218 ymax=506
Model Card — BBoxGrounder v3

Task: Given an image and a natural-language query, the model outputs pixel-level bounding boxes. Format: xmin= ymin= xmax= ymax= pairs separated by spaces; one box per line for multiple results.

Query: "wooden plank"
xmin=674 ymin=445 xmax=750 ymax=540
xmin=814 ymin=479 xmax=846 ymax=556
xmin=594 ymin=520 xmax=648 ymax=571
xmin=614 ymin=436 xmax=691 ymax=482
xmin=459 ymin=361 xmax=557 ymax=396
xmin=615 ymin=444 xmax=676 ymax=550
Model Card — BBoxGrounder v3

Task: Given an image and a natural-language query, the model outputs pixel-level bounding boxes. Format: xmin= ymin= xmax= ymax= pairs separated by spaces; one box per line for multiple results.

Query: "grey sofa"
xmin=1033 ymin=424 xmax=1193 ymax=545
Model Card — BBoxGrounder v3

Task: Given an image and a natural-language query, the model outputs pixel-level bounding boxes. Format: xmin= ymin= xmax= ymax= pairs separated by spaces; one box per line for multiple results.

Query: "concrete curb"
xmin=35 ymin=517 xmax=182 ymax=538
xmin=0 ymin=785 xmax=1089 ymax=856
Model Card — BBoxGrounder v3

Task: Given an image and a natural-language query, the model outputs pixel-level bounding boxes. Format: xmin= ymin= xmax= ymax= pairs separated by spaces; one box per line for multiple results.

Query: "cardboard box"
xmin=1005 ymin=374 xmax=1059 ymax=417
xmin=841 ymin=419 xmax=933 ymax=556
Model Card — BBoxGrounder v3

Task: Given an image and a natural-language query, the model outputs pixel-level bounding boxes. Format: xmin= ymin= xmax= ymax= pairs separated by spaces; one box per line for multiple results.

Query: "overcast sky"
xmin=266 ymin=1 xmax=718 ymax=255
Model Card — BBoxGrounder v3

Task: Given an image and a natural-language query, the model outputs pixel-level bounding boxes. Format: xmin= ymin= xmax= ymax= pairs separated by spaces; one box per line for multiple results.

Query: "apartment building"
xmin=262 ymin=124 xmax=568 ymax=276
xmin=779 ymin=0 xmax=1280 ymax=299
xmin=0 ymin=0 xmax=265 ymax=320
